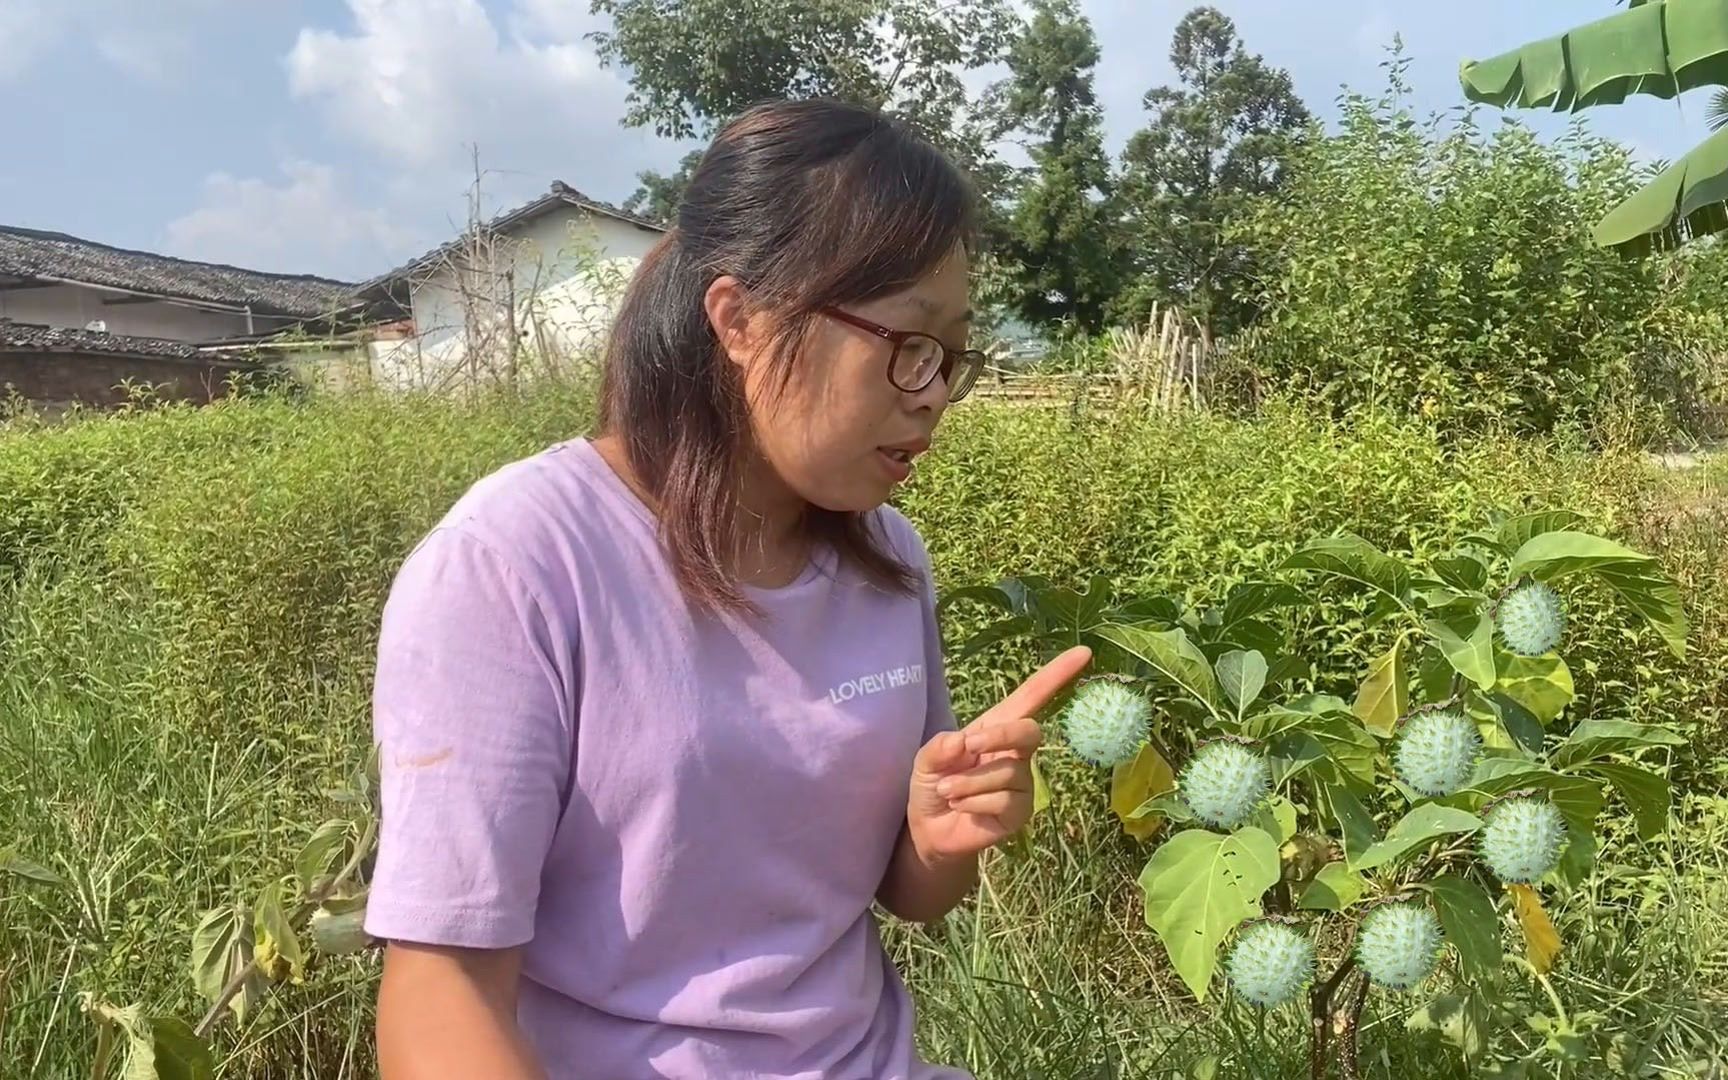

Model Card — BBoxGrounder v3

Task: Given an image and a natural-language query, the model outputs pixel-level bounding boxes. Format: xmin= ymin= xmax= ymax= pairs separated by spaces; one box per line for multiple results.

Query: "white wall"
xmin=0 ymin=282 xmax=274 ymax=342
xmin=379 ymin=207 xmax=660 ymax=390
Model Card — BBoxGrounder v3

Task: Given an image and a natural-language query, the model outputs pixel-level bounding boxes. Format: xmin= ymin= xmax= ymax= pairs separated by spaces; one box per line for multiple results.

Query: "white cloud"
xmin=285 ymin=0 xmax=660 ymax=206
xmin=0 ymin=0 xmax=219 ymax=83
xmin=0 ymin=0 xmax=59 ymax=79
xmin=163 ymin=161 xmax=419 ymax=280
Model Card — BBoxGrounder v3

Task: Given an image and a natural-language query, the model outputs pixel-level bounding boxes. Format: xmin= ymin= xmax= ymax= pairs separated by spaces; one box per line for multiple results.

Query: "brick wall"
xmin=0 ymin=351 xmax=256 ymax=408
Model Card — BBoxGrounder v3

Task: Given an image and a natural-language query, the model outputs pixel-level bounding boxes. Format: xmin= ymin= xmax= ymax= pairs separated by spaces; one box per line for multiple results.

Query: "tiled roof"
xmin=0 ymin=320 xmax=247 ymax=362
xmin=357 ymin=180 xmax=665 ymax=297
xmin=0 ymin=225 xmax=361 ymax=319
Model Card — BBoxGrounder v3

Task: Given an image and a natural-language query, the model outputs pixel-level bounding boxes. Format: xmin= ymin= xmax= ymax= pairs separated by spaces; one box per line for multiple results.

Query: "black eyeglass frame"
xmin=820 ymin=307 xmax=986 ymax=402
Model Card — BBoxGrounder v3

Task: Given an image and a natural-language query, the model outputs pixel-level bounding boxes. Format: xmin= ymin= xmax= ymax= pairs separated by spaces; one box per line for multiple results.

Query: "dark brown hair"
xmin=597 ymin=98 xmax=977 ymax=613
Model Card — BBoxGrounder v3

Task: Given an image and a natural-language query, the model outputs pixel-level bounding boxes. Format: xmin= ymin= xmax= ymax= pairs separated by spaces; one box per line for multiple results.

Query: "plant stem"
xmin=1337 ymin=970 xmax=1370 ymax=1080
xmin=193 ymin=816 xmax=378 ymax=1040
xmin=1309 ymin=956 xmax=1356 ymax=1080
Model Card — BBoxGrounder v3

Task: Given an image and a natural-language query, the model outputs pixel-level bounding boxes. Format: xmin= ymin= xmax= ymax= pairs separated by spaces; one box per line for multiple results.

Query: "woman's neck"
xmin=591 ymin=433 xmax=811 ymax=588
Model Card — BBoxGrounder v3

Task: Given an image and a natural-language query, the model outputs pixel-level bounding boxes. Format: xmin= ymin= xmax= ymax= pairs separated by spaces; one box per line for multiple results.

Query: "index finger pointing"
xmin=983 ymin=645 xmax=1092 ymax=723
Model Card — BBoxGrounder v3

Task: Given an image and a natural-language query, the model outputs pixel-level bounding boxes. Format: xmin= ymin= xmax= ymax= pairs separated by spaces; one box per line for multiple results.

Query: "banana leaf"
xmin=1593 ymin=126 xmax=1728 ymax=252
xmin=1460 ymin=0 xmax=1728 ymax=113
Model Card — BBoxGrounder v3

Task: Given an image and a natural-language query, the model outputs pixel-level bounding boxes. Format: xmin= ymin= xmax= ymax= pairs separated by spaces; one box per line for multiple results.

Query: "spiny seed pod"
xmin=1061 ymin=681 xmax=1150 ymax=767
xmin=1227 ymin=922 xmax=1315 ymax=1008
xmin=1355 ymin=902 xmax=1443 ymax=991
xmin=1498 ymin=582 xmax=1565 ymax=656
xmin=1481 ymin=796 xmax=1567 ymax=884
xmin=1181 ymin=742 xmax=1270 ymax=830
xmin=1393 ymin=709 xmax=1481 ymax=797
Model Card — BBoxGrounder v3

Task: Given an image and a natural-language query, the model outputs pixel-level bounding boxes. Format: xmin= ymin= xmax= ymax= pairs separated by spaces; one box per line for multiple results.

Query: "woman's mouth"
xmin=876 ymin=446 xmax=916 ymax=481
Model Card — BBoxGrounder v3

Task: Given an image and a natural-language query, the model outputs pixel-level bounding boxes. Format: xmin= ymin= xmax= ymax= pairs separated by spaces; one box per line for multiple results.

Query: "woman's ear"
xmin=703 ymin=275 xmax=769 ymax=371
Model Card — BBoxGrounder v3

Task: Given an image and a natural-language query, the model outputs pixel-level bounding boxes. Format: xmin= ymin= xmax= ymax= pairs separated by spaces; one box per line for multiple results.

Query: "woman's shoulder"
xmin=409 ymin=438 xmax=643 ymax=592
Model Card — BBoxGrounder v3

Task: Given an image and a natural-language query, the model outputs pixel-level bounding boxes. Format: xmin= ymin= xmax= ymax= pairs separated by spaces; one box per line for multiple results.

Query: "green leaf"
xmin=1417 ymin=644 xmax=1455 ymax=703
xmin=1353 ymin=638 xmax=1409 ymax=736
xmin=1431 ymin=551 xmax=1490 ymax=593
xmin=1496 ymin=511 xmax=1590 ymax=554
xmin=1596 ymin=123 xmax=1728 ymax=256
xmin=1485 ymin=695 xmax=1546 ymax=756
xmin=1492 ymin=653 xmax=1574 ymax=724
xmin=1107 ymin=595 xmax=1184 ymax=626
xmin=1299 ymin=861 xmax=1366 ymax=911
xmin=135 ymin=1016 xmax=214 ymax=1080
xmin=92 ymin=1002 xmax=216 ymax=1080
xmin=954 ymin=616 xmax=1035 ymax=661
xmin=1319 ymin=783 xmax=1379 ymax=866
xmin=1554 ymin=719 xmax=1685 ymax=768
xmin=1425 ymin=608 xmax=1496 ymax=689
xmin=1506 ymin=531 xmax=1687 ymax=657
xmin=1426 ymin=873 xmax=1502 ymax=979
xmin=937 ymin=579 xmax=1034 ymax=617
xmin=1461 ymin=1 xmax=1728 ymax=113
xmin=1281 ymin=533 xmax=1412 ymax=605
xmin=1581 ymin=761 xmax=1670 ymax=839
xmin=189 ymin=904 xmax=260 ymax=1025
xmin=1351 ymin=805 xmax=1483 ymax=872
xmin=1462 ymin=763 xmax=1606 ymax=834
xmin=1139 ymin=827 xmax=1282 ymax=1001
xmin=309 ymin=902 xmax=374 ymax=955
xmin=1259 ymin=707 xmax=1377 ymax=787
xmin=1406 ymin=991 xmax=1489 ymax=1058
xmin=1266 ymin=731 xmax=1326 ymax=789
xmin=294 ymin=820 xmax=350 ymax=898
xmin=1220 ymin=582 xmax=1302 ymax=626
xmin=1129 ymin=793 xmax=1196 ymax=825
xmin=1093 ymin=623 xmax=1227 ymax=715
xmin=0 ymin=846 xmax=66 ymax=888
xmin=1248 ymin=795 xmax=1298 ymax=844
xmin=254 ymin=881 xmax=305 ymax=984
xmin=1216 ymin=649 xmax=1267 ymax=718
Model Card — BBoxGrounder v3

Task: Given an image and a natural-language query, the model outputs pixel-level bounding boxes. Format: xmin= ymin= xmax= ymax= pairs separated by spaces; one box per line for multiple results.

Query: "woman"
xmin=364 ymin=97 xmax=1092 ymax=1079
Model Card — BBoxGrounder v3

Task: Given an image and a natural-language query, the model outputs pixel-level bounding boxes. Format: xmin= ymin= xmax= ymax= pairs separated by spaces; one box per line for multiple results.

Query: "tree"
xmin=585 ymin=0 xmax=1019 ymax=162
xmin=994 ymin=0 xmax=1121 ymax=332
xmin=1113 ymin=6 xmax=1309 ymax=334
xmin=622 ymin=149 xmax=703 ymax=227
xmin=1460 ymin=1 xmax=1728 ymax=254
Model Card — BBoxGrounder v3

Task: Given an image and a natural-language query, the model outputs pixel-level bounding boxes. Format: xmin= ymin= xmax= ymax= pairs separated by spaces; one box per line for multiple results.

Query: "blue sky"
xmin=1 ymin=0 xmax=1715 ymax=282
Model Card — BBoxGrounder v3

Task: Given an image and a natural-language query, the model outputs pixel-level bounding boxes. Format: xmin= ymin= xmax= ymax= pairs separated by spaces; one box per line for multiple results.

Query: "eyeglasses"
xmin=820 ymin=307 xmax=985 ymax=402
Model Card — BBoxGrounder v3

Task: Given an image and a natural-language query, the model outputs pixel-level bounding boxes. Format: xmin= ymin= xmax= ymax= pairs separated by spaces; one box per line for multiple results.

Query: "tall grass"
xmin=2 ymin=387 xmax=1724 ymax=1077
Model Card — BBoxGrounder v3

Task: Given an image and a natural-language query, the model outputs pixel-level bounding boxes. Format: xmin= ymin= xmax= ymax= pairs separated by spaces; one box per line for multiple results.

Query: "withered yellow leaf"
xmin=1508 ymin=883 xmax=1561 ymax=974
xmin=1112 ymin=743 xmax=1175 ymax=840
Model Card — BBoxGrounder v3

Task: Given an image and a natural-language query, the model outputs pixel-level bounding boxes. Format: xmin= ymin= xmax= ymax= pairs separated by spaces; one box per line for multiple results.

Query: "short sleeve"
xmin=363 ymin=526 xmax=574 ymax=949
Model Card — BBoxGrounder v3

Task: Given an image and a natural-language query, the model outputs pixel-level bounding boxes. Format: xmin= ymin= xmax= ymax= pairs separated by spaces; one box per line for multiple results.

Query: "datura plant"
xmin=939 ymin=510 xmax=1688 ymax=1078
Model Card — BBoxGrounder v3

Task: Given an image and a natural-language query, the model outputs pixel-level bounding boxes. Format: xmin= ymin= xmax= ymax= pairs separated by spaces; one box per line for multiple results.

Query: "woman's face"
xmin=717 ymin=245 xmax=974 ymax=516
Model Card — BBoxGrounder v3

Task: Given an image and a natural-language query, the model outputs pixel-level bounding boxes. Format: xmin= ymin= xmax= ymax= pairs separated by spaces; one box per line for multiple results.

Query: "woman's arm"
xmin=377 ymin=942 xmax=546 ymax=1079
xmin=882 ymin=646 xmax=1092 ymax=923
xmin=877 ymin=816 xmax=979 ymax=923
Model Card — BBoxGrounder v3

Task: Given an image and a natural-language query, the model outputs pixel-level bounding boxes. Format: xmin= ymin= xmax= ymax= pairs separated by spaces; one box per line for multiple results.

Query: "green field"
xmin=3 ymin=386 xmax=1725 ymax=1077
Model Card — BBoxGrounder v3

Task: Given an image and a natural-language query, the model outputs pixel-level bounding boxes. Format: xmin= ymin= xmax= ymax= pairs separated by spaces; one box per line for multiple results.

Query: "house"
xmin=352 ymin=181 xmax=666 ymax=390
xmin=0 ymin=224 xmax=364 ymax=409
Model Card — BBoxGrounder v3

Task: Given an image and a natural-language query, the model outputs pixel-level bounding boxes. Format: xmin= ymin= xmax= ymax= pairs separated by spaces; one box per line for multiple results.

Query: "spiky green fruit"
xmin=1393 ymin=709 xmax=1481 ymax=797
xmin=1227 ymin=922 xmax=1315 ymax=1008
xmin=1061 ymin=681 xmax=1150 ymax=767
xmin=1498 ymin=582 xmax=1564 ymax=656
xmin=1180 ymin=742 xmax=1270 ymax=830
xmin=1481 ymin=796 xmax=1567 ymax=884
xmin=1355 ymin=902 xmax=1443 ymax=991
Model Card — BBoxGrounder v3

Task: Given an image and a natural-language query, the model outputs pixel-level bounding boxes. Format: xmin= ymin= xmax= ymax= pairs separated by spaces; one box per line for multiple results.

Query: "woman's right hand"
xmin=377 ymin=941 xmax=547 ymax=1079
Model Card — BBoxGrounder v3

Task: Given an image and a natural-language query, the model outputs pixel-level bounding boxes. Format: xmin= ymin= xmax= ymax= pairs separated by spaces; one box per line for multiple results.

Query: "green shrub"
xmin=1236 ymin=72 xmax=1728 ymax=440
xmin=1 ymin=390 xmax=1723 ymax=1077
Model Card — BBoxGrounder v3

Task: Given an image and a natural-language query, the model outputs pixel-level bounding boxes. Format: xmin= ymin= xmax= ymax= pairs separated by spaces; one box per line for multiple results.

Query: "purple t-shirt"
xmin=364 ymin=437 xmax=969 ymax=1079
